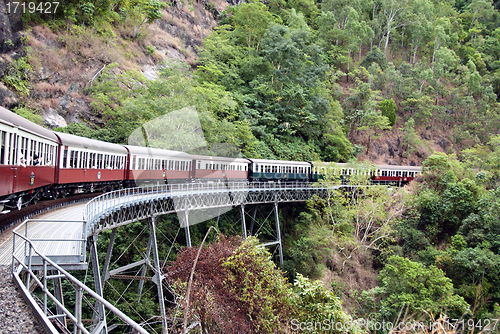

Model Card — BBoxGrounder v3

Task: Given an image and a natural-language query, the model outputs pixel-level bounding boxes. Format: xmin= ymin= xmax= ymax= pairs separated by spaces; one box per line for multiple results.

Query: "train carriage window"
xmin=10 ymin=133 xmax=16 ymax=165
xmin=1 ymin=131 xmax=7 ymax=165
xmin=75 ymin=151 xmax=80 ymax=168
xmin=19 ymin=136 xmax=26 ymax=163
xmin=41 ymin=143 xmax=46 ymax=165
xmin=77 ymin=151 xmax=81 ymax=168
xmin=27 ymin=139 xmax=33 ymax=165
xmin=83 ymin=152 xmax=88 ymax=168
xmin=175 ymin=161 xmax=179 ymax=170
xmin=69 ymin=150 xmax=75 ymax=168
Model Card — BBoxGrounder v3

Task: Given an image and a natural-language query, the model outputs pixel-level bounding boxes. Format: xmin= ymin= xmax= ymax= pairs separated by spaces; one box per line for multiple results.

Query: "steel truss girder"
xmin=88 ymin=185 xmax=331 ymax=236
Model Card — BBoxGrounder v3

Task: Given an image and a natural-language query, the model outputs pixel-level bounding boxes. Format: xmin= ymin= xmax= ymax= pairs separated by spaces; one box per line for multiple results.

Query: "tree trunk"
xmin=384 ymin=28 xmax=391 ymax=55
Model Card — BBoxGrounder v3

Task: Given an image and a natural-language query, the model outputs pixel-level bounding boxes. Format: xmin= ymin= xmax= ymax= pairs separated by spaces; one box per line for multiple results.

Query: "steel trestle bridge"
xmin=11 ymin=181 xmax=338 ymax=334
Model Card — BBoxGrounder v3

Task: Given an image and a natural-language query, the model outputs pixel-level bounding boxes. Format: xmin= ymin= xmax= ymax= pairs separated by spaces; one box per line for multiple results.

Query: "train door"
xmin=0 ymin=128 xmax=15 ymax=196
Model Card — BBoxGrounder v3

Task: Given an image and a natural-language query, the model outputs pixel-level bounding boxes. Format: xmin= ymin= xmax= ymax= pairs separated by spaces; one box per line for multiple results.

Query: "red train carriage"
xmin=0 ymin=107 xmax=59 ymax=211
xmin=191 ymin=155 xmax=250 ymax=180
xmin=311 ymin=162 xmax=421 ymax=185
xmin=373 ymin=165 xmax=421 ymax=185
xmin=124 ymin=146 xmax=192 ymax=185
xmin=54 ymin=132 xmax=128 ymax=195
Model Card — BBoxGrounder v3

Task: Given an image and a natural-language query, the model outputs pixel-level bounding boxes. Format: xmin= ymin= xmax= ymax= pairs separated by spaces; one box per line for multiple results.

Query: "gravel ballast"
xmin=0 ymin=265 xmax=45 ymax=334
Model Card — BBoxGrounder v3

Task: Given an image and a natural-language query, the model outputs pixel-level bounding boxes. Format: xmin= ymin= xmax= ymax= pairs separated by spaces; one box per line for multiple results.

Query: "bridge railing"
xmin=83 ymin=181 xmax=314 ymax=236
xmin=12 ymin=221 xmax=148 ymax=334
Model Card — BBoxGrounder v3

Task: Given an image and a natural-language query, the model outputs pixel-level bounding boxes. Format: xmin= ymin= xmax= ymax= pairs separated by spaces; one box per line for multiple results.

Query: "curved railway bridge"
xmin=7 ymin=181 xmax=343 ymax=334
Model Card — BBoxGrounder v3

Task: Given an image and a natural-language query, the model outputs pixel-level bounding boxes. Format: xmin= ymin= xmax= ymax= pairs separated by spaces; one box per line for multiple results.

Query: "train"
xmin=0 ymin=107 xmax=421 ymax=214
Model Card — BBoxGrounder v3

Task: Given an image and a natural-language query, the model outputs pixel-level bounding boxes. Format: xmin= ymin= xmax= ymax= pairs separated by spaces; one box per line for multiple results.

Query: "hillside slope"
xmin=0 ymin=0 xmax=499 ymax=166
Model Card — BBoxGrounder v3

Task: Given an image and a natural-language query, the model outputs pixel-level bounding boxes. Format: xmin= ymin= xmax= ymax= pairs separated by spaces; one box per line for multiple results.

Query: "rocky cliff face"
xmin=0 ymin=0 xmax=222 ymax=127
xmin=0 ymin=0 xmax=25 ymax=109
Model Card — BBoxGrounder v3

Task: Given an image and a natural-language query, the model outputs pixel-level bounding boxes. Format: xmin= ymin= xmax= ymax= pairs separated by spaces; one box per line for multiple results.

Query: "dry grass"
xmin=31 ymin=25 xmax=58 ymax=42
xmin=39 ymin=98 xmax=59 ymax=109
xmin=321 ymin=247 xmax=379 ymax=313
xmin=34 ymin=82 xmax=68 ymax=95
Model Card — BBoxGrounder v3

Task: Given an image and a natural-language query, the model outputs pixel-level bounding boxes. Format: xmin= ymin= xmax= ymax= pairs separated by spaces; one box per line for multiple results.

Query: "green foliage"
xmin=377 ymin=255 xmax=469 ymax=319
xmin=222 ymin=237 xmax=296 ymax=333
xmin=2 ymin=57 xmax=32 ymax=96
xmin=195 ymin=3 xmax=352 ymax=161
xmin=360 ymin=47 xmax=387 ymax=70
xmin=293 ymin=273 xmax=362 ymax=333
xmin=400 ymin=118 xmax=419 ymax=154
xmin=379 ymin=98 xmax=397 ymax=126
xmin=55 ymin=122 xmax=116 ymax=143
xmin=13 ymin=107 xmax=44 ymax=125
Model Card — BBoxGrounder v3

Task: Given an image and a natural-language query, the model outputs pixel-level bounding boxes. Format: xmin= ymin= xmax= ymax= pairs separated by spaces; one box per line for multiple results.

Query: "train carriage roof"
xmin=0 ymin=107 xmax=58 ymax=142
xmin=190 ymin=154 xmax=250 ymax=164
xmin=375 ymin=165 xmax=422 ymax=172
xmin=315 ymin=161 xmax=422 ymax=172
xmin=249 ymin=158 xmax=311 ymax=166
xmin=55 ymin=132 xmax=128 ymax=154
xmin=124 ymin=145 xmax=191 ymax=159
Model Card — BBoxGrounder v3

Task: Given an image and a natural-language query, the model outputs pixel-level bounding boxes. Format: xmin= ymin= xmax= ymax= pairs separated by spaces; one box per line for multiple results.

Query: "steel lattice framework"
xmin=84 ymin=182 xmax=335 ymax=237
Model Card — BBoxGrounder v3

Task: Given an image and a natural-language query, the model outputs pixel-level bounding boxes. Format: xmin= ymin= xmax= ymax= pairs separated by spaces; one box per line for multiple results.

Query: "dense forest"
xmin=4 ymin=0 xmax=500 ymax=332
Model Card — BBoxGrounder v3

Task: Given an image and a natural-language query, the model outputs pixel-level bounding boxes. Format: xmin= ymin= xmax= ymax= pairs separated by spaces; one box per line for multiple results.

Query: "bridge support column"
xmin=274 ymin=202 xmax=283 ymax=268
xmin=149 ymin=216 xmax=168 ymax=334
xmin=248 ymin=206 xmax=257 ymax=235
xmin=89 ymin=235 xmax=107 ymax=333
xmin=240 ymin=205 xmax=247 ymax=239
xmin=51 ymin=270 xmax=66 ymax=328
xmin=183 ymin=211 xmax=191 ymax=248
xmin=101 ymin=228 xmax=117 ymax=284
xmin=138 ymin=230 xmax=153 ymax=301
xmin=75 ymin=287 xmax=83 ymax=334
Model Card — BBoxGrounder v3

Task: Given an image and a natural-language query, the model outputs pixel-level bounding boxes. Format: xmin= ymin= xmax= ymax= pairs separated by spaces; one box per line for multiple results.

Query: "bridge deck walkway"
xmin=0 ymin=203 xmax=86 ymax=266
